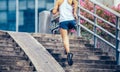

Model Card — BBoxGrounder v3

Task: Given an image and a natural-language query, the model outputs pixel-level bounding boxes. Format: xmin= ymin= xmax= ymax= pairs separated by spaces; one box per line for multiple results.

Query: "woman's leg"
xmin=60 ymin=28 xmax=70 ymax=53
xmin=60 ymin=28 xmax=73 ymax=65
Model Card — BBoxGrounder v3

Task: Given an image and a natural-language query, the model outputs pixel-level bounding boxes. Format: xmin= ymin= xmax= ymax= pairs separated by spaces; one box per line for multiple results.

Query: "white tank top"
xmin=59 ymin=0 xmax=75 ymax=22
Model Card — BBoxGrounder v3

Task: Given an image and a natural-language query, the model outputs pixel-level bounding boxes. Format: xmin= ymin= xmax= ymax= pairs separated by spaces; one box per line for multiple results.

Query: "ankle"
xmin=64 ymin=49 xmax=70 ymax=54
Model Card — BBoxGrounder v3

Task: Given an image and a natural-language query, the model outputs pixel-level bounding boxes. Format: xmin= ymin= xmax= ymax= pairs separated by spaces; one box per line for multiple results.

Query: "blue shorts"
xmin=59 ymin=20 xmax=76 ymax=30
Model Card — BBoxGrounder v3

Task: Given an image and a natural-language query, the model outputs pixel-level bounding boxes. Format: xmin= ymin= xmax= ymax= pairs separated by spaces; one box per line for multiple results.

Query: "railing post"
xmin=116 ymin=17 xmax=120 ymax=65
xmin=93 ymin=4 xmax=97 ymax=48
xmin=77 ymin=0 xmax=81 ymax=37
xmin=16 ymin=0 xmax=19 ymax=32
xmin=35 ymin=0 xmax=38 ymax=33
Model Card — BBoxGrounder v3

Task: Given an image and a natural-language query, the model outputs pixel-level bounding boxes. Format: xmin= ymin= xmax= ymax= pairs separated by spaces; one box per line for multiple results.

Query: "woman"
xmin=52 ymin=0 xmax=78 ymax=66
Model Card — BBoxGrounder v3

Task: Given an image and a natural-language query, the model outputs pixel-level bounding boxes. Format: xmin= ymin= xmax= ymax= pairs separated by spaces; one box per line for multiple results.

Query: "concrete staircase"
xmin=0 ymin=31 xmax=36 ymax=72
xmin=1 ymin=30 xmax=120 ymax=72
xmin=32 ymin=33 xmax=120 ymax=72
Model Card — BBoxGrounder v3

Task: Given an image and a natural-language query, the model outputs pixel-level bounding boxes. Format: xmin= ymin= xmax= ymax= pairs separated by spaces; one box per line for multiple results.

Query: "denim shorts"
xmin=59 ymin=20 xmax=76 ymax=30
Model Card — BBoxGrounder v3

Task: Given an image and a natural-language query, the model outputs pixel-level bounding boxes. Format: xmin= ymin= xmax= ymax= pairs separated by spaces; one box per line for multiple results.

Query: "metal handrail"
xmin=51 ymin=0 xmax=120 ymax=65
xmin=90 ymin=0 xmax=120 ymax=17
xmin=79 ymin=14 xmax=116 ymax=39
xmin=79 ymin=6 xmax=116 ymax=28
xmin=78 ymin=23 xmax=116 ymax=48
xmin=77 ymin=0 xmax=120 ymax=65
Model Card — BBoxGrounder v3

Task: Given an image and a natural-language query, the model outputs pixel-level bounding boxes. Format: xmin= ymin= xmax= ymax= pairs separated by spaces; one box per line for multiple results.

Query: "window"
xmin=19 ymin=0 xmax=27 ymax=10
xmin=38 ymin=0 xmax=46 ymax=8
xmin=0 ymin=12 xmax=7 ymax=24
xmin=28 ymin=0 xmax=35 ymax=9
xmin=8 ymin=0 xmax=16 ymax=11
xmin=0 ymin=0 xmax=7 ymax=10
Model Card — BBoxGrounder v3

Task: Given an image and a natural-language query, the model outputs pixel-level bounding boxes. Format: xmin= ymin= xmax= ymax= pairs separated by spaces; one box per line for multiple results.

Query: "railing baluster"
xmin=77 ymin=0 xmax=81 ymax=37
xmin=16 ymin=0 xmax=19 ymax=32
xmin=118 ymin=17 xmax=120 ymax=65
xmin=93 ymin=4 xmax=97 ymax=48
xmin=116 ymin=17 xmax=120 ymax=65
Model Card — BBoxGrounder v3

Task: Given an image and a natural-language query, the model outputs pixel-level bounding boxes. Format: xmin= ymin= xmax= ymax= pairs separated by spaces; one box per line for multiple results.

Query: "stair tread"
xmin=73 ymin=63 xmax=120 ymax=69
xmin=65 ymin=68 xmax=120 ymax=72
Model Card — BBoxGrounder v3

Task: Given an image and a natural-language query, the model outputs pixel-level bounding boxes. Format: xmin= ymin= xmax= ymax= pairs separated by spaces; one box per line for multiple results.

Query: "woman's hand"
xmin=73 ymin=13 xmax=78 ymax=20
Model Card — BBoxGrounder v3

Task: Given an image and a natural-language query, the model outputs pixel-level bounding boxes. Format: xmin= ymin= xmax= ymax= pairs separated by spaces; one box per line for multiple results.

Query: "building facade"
xmin=1 ymin=0 xmax=119 ymax=33
xmin=0 ymin=0 xmax=54 ymax=33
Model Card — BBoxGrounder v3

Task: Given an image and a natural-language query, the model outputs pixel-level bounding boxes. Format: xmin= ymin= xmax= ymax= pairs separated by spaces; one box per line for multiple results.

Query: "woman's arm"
xmin=73 ymin=0 xmax=78 ymax=20
xmin=52 ymin=0 xmax=60 ymax=15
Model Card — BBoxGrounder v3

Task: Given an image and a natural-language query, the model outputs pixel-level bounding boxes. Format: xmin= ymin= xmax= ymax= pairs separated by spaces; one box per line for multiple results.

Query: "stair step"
xmin=74 ymin=64 xmax=120 ymax=69
xmin=52 ymin=55 xmax=115 ymax=61
xmin=0 ymin=44 xmax=14 ymax=47
xmin=0 ymin=70 xmax=34 ymax=72
xmin=46 ymin=47 xmax=102 ymax=51
xmin=34 ymin=34 xmax=84 ymax=40
xmin=55 ymin=58 xmax=116 ymax=65
xmin=73 ymin=59 xmax=116 ymax=65
xmin=0 ymin=59 xmax=29 ymax=65
xmin=0 ymin=47 xmax=14 ymax=52
xmin=32 ymin=33 xmax=83 ymax=39
xmin=37 ymin=39 xmax=89 ymax=44
xmin=0 ymin=58 xmax=27 ymax=64
xmin=74 ymin=54 xmax=115 ymax=60
xmin=34 ymin=35 xmax=89 ymax=43
xmin=40 ymin=43 xmax=86 ymax=48
xmin=50 ymin=55 xmax=116 ymax=65
xmin=0 ymin=36 xmax=13 ymax=41
xmin=0 ymin=46 xmax=22 ymax=51
xmin=0 ymin=51 xmax=18 ymax=56
xmin=0 ymin=65 xmax=34 ymax=71
xmin=0 ymin=46 xmax=15 ymax=49
xmin=0 ymin=39 xmax=14 ymax=43
xmin=64 ymin=68 xmax=120 ymax=72
xmin=46 ymin=48 xmax=104 ymax=54
xmin=45 ymin=46 xmax=102 ymax=50
xmin=37 ymin=38 xmax=89 ymax=44
xmin=0 ymin=31 xmax=7 ymax=35
xmin=50 ymin=49 xmax=108 ymax=56
xmin=0 ymin=55 xmax=26 ymax=60
xmin=0 ymin=50 xmax=25 ymax=56
xmin=60 ymin=62 xmax=120 ymax=69
xmin=73 ymin=64 xmax=120 ymax=69
xmin=43 ymin=45 xmax=86 ymax=49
